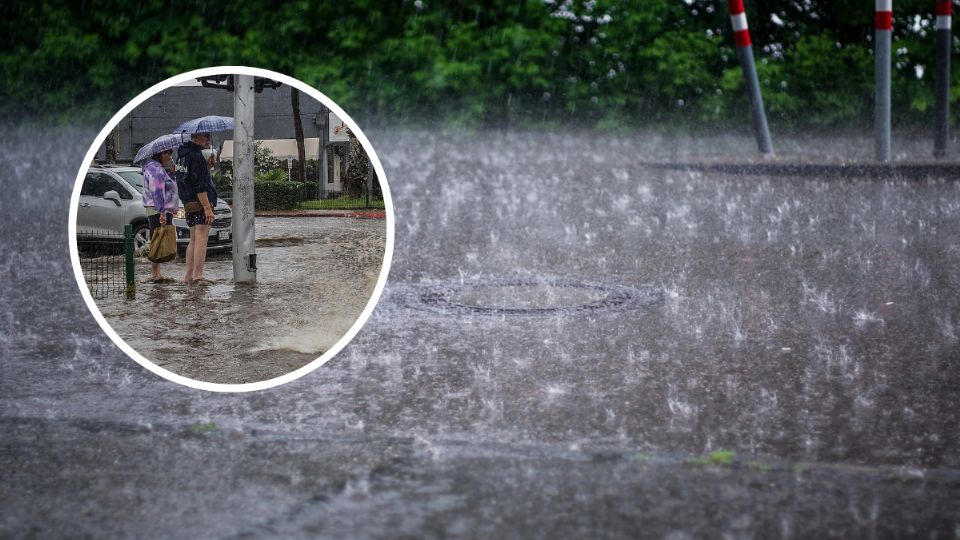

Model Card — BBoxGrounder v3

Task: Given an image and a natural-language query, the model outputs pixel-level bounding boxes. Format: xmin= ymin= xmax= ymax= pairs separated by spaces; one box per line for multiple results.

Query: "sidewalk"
xmin=254 ymin=209 xmax=386 ymax=219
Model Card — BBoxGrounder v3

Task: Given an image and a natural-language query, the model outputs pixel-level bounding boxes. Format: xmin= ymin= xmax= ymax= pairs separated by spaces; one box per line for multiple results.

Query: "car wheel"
xmin=133 ymin=222 xmax=150 ymax=256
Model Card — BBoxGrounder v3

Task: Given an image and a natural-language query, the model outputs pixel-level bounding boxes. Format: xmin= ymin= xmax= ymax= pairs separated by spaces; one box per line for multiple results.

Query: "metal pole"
xmin=728 ymin=0 xmax=774 ymax=156
xmin=876 ymin=0 xmax=893 ymax=162
xmin=935 ymin=0 xmax=952 ymax=159
xmin=124 ymin=224 xmax=135 ymax=295
xmin=232 ymin=74 xmax=257 ymax=283
xmin=320 ymin=107 xmax=329 ymax=200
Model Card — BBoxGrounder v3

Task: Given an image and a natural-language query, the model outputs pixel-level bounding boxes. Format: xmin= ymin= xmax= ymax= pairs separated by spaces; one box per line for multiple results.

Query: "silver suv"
xmin=77 ymin=165 xmax=233 ymax=254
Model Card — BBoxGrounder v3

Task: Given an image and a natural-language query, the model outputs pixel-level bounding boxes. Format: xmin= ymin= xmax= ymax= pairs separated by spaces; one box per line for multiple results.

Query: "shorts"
xmin=147 ymin=212 xmax=173 ymax=236
xmin=186 ymin=210 xmax=208 ymax=226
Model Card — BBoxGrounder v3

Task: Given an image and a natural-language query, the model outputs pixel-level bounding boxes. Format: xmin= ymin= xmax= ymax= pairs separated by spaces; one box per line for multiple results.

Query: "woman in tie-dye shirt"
xmin=141 ymin=149 xmax=179 ymax=280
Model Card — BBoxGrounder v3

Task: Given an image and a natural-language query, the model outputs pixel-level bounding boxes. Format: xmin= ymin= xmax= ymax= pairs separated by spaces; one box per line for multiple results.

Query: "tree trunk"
xmin=291 ymin=88 xmax=306 ymax=184
xmin=105 ymin=127 xmax=117 ymax=163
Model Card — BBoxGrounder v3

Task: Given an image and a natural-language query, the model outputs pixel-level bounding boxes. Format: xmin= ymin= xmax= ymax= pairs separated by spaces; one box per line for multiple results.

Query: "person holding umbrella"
xmin=175 ymin=116 xmax=233 ymax=284
xmin=176 ymin=131 xmax=217 ymax=283
xmin=134 ymin=134 xmax=181 ymax=282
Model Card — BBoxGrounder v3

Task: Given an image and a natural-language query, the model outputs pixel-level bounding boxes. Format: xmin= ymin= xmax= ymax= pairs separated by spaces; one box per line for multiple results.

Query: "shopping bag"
xmin=147 ymin=224 xmax=177 ymax=263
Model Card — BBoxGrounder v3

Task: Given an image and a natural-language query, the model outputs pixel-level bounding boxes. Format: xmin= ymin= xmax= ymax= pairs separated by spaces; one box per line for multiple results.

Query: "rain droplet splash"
xmin=399 ymin=277 xmax=662 ymax=316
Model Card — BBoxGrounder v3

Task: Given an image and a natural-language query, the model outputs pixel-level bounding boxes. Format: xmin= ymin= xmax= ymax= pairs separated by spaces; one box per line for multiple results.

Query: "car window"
xmin=117 ymin=171 xmax=145 ymax=194
xmin=81 ymin=172 xmax=133 ymax=199
xmin=81 ymin=172 xmax=110 ymax=197
xmin=109 ymin=175 xmax=134 ymax=200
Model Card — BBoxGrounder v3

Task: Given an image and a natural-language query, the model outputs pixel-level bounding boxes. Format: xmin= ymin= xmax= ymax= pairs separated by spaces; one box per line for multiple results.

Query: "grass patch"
xmin=299 ymin=197 xmax=385 ymax=210
xmin=747 ymin=460 xmax=773 ymax=472
xmin=633 ymin=452 xmax=654 ymax=463
xmin=188 ymin=421 xmax=218 ymax=434
xmin=690 ymin=449 xmax=736 ymax=466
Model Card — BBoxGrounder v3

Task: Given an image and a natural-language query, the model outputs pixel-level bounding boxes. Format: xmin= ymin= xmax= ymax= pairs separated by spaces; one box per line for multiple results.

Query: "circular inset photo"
xmin=68 ymin=67 xmax=393 ymax=392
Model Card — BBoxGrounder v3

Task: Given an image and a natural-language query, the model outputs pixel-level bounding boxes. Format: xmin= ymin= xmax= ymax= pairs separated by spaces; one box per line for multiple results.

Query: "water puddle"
xmin=88 ymin=218 xmax=386 ymax=384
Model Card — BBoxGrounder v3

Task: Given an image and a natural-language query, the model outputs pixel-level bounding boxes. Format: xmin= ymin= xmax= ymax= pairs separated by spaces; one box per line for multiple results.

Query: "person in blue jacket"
xmin=176 ymin=132 xmax=218 ymax=284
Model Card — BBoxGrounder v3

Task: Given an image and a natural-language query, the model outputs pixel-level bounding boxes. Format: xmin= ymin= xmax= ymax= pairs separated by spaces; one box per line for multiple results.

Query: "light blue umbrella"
xmin=174 ymin=115 xmax=234 ymax=134
xmin=132 ymin=133 xmax=184 ymax=165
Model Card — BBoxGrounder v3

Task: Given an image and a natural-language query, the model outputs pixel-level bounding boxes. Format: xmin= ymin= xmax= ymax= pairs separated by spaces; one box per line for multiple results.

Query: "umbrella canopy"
xmin=132 ymin=133 xmax=184 ymax=165
xmin=174 ymin=115 xmax=234 ymax=134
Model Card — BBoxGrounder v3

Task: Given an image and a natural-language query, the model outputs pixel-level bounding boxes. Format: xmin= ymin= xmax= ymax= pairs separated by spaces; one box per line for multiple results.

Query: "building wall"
xmin=97 ymin=84 xmax=328 ymax=163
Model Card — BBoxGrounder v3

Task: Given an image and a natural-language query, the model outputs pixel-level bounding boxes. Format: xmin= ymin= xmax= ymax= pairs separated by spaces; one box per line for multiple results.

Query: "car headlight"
xmin=174 ymin=209 xmax=185 ymax=219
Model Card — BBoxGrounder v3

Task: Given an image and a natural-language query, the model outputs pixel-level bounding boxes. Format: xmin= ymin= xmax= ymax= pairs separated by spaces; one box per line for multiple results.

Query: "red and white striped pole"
xmin=727 ymin=0 xmax=773 ymax=156
xmin=875 ymin=0 xmax=892 ymax=161
xmin=934 ymin=0 xmax=951 ymax=158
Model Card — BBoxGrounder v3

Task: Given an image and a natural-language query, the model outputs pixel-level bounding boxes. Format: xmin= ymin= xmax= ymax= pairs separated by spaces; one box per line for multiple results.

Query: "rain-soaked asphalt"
xmin=89 ymin=218 xmax=385 ymax=384
xmin=2 ymin=126 xmax=959 ymax=538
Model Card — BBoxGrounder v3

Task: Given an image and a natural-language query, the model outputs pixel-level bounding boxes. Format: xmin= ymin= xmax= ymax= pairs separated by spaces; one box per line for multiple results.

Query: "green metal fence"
xmin=76 ymin=224 xmax=136 ymax=298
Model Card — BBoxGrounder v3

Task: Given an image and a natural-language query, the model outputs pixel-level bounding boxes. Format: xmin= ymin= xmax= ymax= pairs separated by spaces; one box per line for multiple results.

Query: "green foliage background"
xmin=2 ymin=0 xmax=959 ymax=129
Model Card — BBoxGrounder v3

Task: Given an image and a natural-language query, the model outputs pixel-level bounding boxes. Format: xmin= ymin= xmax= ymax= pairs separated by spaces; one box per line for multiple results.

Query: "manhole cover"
xmin=402 ymin=277 xmax=661 ymax=316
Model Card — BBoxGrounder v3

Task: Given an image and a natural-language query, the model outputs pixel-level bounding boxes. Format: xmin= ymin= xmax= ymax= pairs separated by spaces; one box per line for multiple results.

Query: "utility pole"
xmin=232 ymin=74 xmax=257 ymax=283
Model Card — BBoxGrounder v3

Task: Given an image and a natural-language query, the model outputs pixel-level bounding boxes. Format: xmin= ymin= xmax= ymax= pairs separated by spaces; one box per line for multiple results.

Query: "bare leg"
xmin=191 ymin=223 xmax=212 ymax=281
xmin=183 ymin=227 xmax=197 ymax=283
xmin=151 ymin=261 xmax=161 ymax=280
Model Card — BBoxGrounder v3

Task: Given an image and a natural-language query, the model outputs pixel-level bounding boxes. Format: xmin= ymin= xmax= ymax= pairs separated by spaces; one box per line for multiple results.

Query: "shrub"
xmin=254 ymin=141 xmax=280 ymax=175
xmin=254 ymin=169 xmax=299 ymax=210
xmin=211 ymin=168 xmax=231 ymax=193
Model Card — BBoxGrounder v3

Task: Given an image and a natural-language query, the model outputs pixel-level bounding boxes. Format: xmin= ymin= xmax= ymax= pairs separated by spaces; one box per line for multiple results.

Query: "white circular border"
xmin=68 ymin=66 xmax=395 ymax=393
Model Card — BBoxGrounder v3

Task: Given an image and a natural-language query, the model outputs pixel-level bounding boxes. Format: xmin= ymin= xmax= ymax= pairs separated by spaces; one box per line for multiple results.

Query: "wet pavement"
xmin=88 ymin=217 xmax=385 ymax=384
xmin=2 ymin=126 xmax=959 ymax=537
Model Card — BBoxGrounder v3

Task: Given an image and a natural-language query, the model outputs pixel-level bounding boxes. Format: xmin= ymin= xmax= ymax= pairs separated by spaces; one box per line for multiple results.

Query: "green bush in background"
xmin=2 ymin=0 xmax=957 ymax=130
xmin=254 ymin=170 xmax=299 ymax=210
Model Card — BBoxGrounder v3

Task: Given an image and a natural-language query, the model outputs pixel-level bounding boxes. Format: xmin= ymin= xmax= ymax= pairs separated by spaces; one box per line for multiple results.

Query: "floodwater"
xmin=2 ymin=126 xmax=959 ymax=538
xmin=89 ymin=218 xmax=385 ymax=384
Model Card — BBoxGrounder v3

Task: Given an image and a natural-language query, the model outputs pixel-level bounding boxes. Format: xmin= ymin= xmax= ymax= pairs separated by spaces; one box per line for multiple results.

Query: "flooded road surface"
xmin=2 ymin=126 xmax=959 ymax=538
xmin=89 ymin=218 xmax=385 ymax=384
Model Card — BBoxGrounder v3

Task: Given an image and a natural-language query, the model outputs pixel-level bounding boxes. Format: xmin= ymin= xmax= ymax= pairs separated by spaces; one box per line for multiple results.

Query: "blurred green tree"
xmin=1 ymin=0 xmax=957 ymax=129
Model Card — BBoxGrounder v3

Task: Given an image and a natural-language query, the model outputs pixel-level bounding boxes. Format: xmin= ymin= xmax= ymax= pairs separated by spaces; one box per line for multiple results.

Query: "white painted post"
xmin=232 ymin=74 xmax=257 ymax=283
xmin=727 ymin=0 xmax=774 ymax=156
xmin=935 ymin=0 xmax=952 ymax=158
xmin=875 ymin=0 xmax=893 ymax=162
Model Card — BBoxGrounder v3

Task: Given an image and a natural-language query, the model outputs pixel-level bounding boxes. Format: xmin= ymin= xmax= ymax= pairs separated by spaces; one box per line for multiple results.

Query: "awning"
xmin=219 ymin=138 xmax=323 ymax=160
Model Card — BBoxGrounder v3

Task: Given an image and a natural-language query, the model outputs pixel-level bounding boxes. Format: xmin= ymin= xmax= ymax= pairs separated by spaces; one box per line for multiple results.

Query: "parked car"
xmin=76 ymin=165 xmax=233 ymax=255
